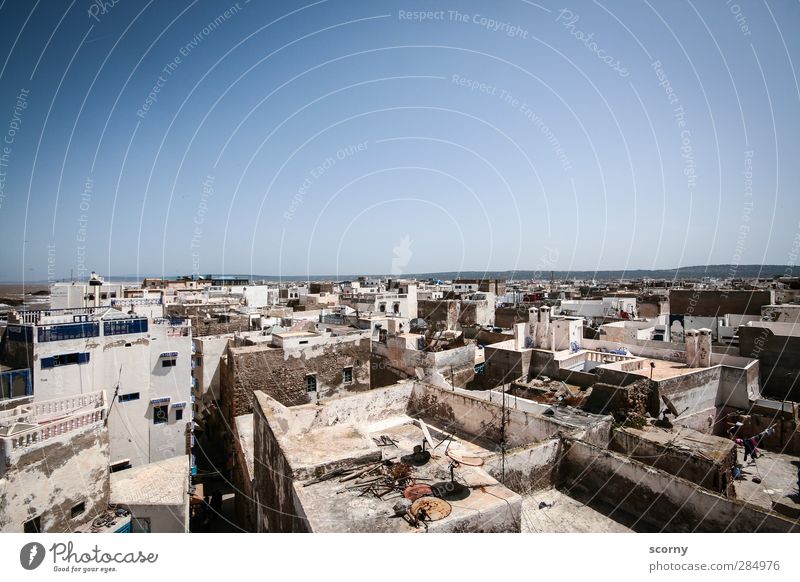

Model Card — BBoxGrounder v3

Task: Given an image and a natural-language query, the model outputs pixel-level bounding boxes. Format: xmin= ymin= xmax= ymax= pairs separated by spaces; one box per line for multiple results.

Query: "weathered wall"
xmin=417 ymin=300 xmax=491 ymax=329
xmin=494 ymin=306 xmax=530 ymax=329
xmin=657 ymin=367 xmax=721 ymax=432
xmin=0 ymin=424 xmax=109 ymax=532
xmin=483 ymin=342 xmax=531 ymax=388
xmin=484 ymin=438 xmax=561 ymax=493
xmin=739 ymin=326 xmax=800 ymax=401
xmin=252 ymin=392 xmax=310 ymax=533
xmin=222 ymin=336 xmax=371 ymax=422
xmin=232 ymin=414 xmax=255 ymax=532
xmin=669 ymin=290 xmax=773 ymax=317
xmin=609 ymin=428 xmax=734 ymax=494
xmin=561 ymin=440 xmax=797 ymax=532
xmin=407 ymin=383 xmax=572 ymax=448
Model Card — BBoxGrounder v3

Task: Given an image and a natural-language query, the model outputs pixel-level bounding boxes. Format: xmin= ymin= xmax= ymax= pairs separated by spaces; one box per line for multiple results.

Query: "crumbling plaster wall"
xmin=0 ymin=424 xmax=109 ymax=532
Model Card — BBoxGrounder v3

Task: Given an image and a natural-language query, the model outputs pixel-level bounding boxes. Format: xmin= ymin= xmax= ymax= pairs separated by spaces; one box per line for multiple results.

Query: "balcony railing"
xmin=1 ymin=407 xmax=105 ymax=455
xmin=33 ymin=391 xmax=105 ymax=421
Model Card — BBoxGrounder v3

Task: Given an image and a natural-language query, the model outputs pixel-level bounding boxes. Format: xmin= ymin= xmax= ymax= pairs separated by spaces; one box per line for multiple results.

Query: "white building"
xmin=50 ymin=272 xmax=126 ymax=310
xmin=4 ymin=307 xmax=194 ymax=472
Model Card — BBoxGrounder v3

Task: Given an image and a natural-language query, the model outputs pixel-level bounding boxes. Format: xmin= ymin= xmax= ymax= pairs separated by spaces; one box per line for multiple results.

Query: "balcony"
xmin=0 ymin=390 xmax=106 ymax=456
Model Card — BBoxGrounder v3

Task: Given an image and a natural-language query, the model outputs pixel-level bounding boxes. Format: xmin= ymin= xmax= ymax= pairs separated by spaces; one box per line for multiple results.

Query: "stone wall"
xmin=222 ymin=336 xmax=371 ymax=422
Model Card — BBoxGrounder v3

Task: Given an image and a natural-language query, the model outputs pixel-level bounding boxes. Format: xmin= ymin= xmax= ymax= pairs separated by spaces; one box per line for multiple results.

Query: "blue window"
xmin=118 ymin=392 xmax=140 ymax=402
xmin=104 ymin=319 xmax=148 ymax=336
xmin=38 ymin=322 xmax=99 ymax=342
xmin=41 ymin=352 xmax=90 ymax=369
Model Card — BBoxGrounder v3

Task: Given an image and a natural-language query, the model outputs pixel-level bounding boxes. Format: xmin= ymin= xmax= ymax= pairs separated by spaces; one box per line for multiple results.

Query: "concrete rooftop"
xmin=110 ymin=455 xmax=189 ymax=507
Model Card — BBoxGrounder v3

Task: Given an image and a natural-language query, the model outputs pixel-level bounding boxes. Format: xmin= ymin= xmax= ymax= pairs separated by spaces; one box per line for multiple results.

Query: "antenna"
xmin=105 ymin=365 xmax=123 ymax=426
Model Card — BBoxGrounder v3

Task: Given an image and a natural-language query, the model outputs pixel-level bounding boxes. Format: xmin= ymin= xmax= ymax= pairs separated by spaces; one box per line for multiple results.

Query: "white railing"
xmin=34 ymin=391 xmax=105 ymax=420
xmin=111 ymin=298 xmax=163 ymax=306
xmin=1 ymin=408 xmax=105 ymax=454
xmin=557 ymin=350 xmax=636 ymax=371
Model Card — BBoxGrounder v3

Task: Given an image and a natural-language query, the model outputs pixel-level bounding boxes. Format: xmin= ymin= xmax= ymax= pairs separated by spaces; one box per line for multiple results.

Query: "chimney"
xmin=685 ymin=329 xmax=699 ymax=367
xmin=697 ymin=328 xmax=712 ymax=367
xmin=513 ymin=322 xmax=526 ymax=350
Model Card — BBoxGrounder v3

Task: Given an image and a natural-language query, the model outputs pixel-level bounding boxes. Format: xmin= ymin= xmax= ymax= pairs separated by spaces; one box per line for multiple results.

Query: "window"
xmin=175 ymin=408 xmax=183 ymax=421
xmin=379 ymin=303 xmax=386 ymax=313
xmin=343 ymin=367 xmax=353 ymax=384
xmin=37 ymin=322 xmax=99 ymax=342
xmin=161 ymin=359 xmax=176 ymax=368
xmin=71 ymin=502 xmax=85 ymax=519
xmin=41 ymin=352 xmax=90 ymax=369
xmin=299 ymin=340 xmax=308 ymax=345
xmin=153 ymin=405 xmax=168 ymax=424
xmin=118 ymin=392 xmax=140 ymax=403
xmin=110 ymin=460 xmax=132 ymax=473
xmin=24 ymin=516 xmax=41 ymax=533
xmin=104 ymin=318 xmax=148 ymax=336
xmin=306 ymin=375 xmax=317 ymax=393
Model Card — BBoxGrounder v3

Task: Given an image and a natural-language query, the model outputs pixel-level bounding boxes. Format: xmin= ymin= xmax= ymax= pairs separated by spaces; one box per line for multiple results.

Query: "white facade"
xmin=50 ymin=281 xmax=125 ymax=310
xmin=373 ymin=283 xmax=418 ymax=319
xmin=21 ymin=310 xmax=193 ymax=469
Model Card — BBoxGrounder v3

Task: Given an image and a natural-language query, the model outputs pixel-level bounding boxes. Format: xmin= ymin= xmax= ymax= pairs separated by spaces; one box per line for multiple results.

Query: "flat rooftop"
xmin=521 ymin=489 xmax=632 ymax=533
xmin=295 ymin=417 xmax=521 ymax=533
xmin=110 ymin=455 xmax=190 ymax=507
xmin=734 ymin=451 xmax=800 ymax=519
xmin=629 ymin=358 xmax=704 ymax=380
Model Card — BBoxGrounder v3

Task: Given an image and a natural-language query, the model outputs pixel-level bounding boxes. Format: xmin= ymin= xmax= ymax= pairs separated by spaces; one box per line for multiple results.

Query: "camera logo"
xmin=20 ymin=542 xmax=46 ymax=570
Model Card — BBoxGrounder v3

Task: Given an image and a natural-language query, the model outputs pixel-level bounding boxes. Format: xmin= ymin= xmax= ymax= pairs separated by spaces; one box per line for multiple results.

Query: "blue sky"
xmin=0 ymin=0 xmax=798 ymax=281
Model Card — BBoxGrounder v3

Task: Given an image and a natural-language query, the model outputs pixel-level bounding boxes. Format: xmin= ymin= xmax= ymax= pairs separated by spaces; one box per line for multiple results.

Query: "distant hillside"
xmin=405 ymin=265 xmax=794 ymax=282
xmin=7 ymin=265 xmax=793 ymax=284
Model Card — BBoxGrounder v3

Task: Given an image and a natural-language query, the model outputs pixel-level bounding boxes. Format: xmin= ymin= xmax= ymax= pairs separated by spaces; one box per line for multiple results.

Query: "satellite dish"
xmin=410 ymin=497 xmax=452 ymax=522
xmin=660 ymin=394 xmax=689 ymax=418
xmin=446 ymin=450 xmax=485 ymax=467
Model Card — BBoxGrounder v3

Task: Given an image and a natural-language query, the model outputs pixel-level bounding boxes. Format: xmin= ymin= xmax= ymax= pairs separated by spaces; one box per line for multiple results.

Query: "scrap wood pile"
xmin=303 ymin=457 xmax=420 ymax=500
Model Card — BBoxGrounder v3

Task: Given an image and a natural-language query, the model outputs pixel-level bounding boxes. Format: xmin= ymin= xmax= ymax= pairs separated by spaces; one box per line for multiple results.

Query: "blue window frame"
xmin=37 ymin=322 xmax=99 ymax=342
xmin=103 ymin=318 xmax=148 ymax=336
xmin=118 ymin=392 xmax=140 ymax=402
xmin=41 ymin=352 xmax=90 ymax=369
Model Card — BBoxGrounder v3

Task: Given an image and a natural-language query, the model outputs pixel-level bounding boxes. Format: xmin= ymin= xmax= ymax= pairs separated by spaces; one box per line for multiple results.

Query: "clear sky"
xmin=0 ymin=0 xmax=798 ymax=282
